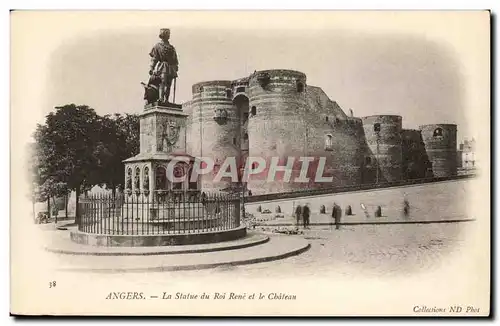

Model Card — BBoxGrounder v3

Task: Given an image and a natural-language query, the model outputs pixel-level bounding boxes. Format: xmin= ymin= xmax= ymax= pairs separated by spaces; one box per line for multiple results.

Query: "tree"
xmin=34 ymin=104 xmax=101 ymax=220
xmin=92 ymin=113 xmax=140 ymax=197
xmin=35 ymin=177 xmax=68 ymax=222
xmin=26 ymin=142 xmax=41 ymax=221
xmin=32 ymin=105 xmax=140 ymax=222
xmin=28 ymin=136 xmax=57 ymax=220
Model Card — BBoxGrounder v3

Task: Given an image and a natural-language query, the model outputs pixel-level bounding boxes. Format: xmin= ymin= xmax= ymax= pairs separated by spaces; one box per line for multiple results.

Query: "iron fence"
xmin=77 ymin=190 xmax=242 ymax=235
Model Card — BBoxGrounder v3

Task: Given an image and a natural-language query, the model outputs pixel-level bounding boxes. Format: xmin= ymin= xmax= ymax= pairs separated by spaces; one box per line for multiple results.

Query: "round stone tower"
xmin=419 ymin=124 xmax=458 ymax=177
xmin=187 ymin=80 xmax=241 ymax=191
xmin=246 ymin=69 xmax=309 ymax=194
xmin=361 ymin=115 xmax=403 ymax=182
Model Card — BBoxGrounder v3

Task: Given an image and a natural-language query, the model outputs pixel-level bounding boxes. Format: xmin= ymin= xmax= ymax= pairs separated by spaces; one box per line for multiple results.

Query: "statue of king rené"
xmin=148 ymin=28 xmax=179 ymax=104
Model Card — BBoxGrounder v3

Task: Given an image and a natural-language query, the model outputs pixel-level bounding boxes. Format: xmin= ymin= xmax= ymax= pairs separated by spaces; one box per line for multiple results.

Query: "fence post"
xmin=234 ymin=194 xmax=240 ymax=229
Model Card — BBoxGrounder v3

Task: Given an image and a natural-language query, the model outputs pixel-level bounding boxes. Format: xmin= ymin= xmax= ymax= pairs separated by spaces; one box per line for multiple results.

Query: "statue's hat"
xmin=159 ymin=28 xmax=171 ymax=38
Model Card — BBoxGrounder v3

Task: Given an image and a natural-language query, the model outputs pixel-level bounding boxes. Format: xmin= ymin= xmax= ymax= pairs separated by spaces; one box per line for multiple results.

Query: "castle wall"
xmin=183 ymin=71 xmax=459 ymax=195
xmin=244 ymin=69 xmax=366 ymax=195
xmin=401 ymin=129 xmax=432 ymax=179
xmin=231 ymin=78 xmax=250 ymax=156
xmin=186 ymin=80 xmax=241 ymax=191
xmin=183 ymin=100 xmax=194 ymax=155
xmin=361 ymin=115 xmax=403 ymax=182
xmin=246 ymin=69 xmax=309 ymax=194
xmin=419 ymin=124 xmax=458 ymax=177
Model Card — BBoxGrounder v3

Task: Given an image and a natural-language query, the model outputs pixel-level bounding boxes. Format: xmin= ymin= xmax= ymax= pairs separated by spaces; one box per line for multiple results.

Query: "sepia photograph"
xmin=10 ymin=10 xmax=491 ymax=316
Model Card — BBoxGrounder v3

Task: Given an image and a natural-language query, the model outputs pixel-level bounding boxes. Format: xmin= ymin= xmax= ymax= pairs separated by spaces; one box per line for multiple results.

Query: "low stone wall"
xmin=70 ymin=225 xmax=247 ymax=247
xmin=245 ymin=174 xmax=476 ymax=203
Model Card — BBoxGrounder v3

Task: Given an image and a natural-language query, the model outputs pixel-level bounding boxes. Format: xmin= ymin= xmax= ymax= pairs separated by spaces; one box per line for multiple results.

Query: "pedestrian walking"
xmin=295 ymin=204 xmax=302 ymax=227
xmin=302 ymin=204 xmax=311 ymax=228
xmin=331 ymin=202 xmax=337 ymax=228
xmin=361 ymin=203 xmax=370 ymax=218
xmin=334 ymin=203 xmax=342 ymax=229
xmin=403 ymin=193 xmax=410 ymax=218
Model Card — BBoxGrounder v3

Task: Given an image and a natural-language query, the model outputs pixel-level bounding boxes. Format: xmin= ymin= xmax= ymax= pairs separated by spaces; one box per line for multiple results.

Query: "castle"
xmin=124 ymin=68 xmax=458 ymax=197
xmin=182 ymin=69 xmax=458 ymax=195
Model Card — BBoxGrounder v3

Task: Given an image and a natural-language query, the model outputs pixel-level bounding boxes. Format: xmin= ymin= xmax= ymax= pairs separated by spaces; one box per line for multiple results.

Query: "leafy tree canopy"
xmin=32 ymin=104 xmax=140 ymax=214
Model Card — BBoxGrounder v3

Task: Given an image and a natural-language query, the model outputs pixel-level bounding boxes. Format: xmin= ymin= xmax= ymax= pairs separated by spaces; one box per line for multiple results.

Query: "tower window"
xmin=226 ymin=89 xmax=232 ymax=98
xmin=243 ymin=133 xmax=248 ymax=141
xmin=325 ymin=116 xmax=329 ymax=122
xmin=325 ymin=134 xmax=333 ymax=151
xmin=433 ymin=128 xmax=443 ymax=137
xmin=365 ymin=157 xmax=372 ymax=165
xmin=251 ymin=106 xmax=257 ymax=116
xmin=297 ymin=82 xmax=304 ymax=93
xmin=374 ymin=123 xmax=381 ymax=133
xmin=214 ymin=108 xmax=228 ymax=123
xmin=233 ymin=137 xmax=237 ymax=145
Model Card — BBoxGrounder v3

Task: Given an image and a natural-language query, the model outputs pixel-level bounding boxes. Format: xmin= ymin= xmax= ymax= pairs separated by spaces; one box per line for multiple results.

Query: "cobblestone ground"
xmin=35 ymin=222 xmax=469 ymax=283
xmin=35 ymin=180 xmax=473 ymax=282
xmin=37 ymin=222 xmax=469 ymax=288
xmin=184 ymin=222 xmax=468 ymax=279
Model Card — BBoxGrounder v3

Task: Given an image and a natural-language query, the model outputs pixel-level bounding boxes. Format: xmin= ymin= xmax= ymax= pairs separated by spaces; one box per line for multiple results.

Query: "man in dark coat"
xmin=302 ymin=204 xmax=311 ymax=228
xmin=334 ymin=203 xmax=342 ymax=229
xmin=332 ymin=202 xmax=338 ymax=228
xmin=403 ymin=193 xmax=410 ymax=218
xmin=295 ymin=204 xmax=302 ymax=227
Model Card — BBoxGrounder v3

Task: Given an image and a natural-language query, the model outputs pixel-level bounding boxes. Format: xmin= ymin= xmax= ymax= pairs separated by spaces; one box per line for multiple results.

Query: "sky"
xmin=18 ymin=12 xmax=486 ymax=144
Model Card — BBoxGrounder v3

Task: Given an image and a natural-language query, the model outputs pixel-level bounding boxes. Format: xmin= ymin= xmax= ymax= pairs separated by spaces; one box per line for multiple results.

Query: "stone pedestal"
xmin=123 ymin=104 xmax=198 ymax=200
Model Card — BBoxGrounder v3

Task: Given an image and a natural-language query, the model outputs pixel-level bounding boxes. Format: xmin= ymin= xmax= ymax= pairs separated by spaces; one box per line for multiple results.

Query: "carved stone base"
xmin=145 ymin=101 xmax=182 ymax=110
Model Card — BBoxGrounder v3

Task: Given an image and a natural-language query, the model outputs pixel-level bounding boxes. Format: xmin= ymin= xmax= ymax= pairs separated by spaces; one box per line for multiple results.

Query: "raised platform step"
xmin=46 ymin=234 xmax=311 ymax=273
xmin=71 ymin=225 xmax=247 ymax=247
xmin=45 ymin=231 xmax=268 ymax=256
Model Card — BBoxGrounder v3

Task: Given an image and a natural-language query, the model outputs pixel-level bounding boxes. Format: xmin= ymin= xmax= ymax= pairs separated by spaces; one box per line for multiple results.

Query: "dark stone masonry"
xmin=184 ymin=69 xmax=458 ymax=195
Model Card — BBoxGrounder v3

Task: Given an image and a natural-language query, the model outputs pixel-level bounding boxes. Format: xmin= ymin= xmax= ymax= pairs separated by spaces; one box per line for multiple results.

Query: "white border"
xmin=3 ymin=1 xmax=497 ymax=324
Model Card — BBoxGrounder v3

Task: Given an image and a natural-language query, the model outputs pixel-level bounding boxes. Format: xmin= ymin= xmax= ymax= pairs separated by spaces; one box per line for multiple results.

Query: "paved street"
xmin=246 ymin=179 xmax=474 ymax=225
xmin=37 ymin=221 xmax=470 ymax=281
xmin=33 ymin=179 xmax=474 ymax=281
xmin=221 ymin=222 xmax=468 ymax=278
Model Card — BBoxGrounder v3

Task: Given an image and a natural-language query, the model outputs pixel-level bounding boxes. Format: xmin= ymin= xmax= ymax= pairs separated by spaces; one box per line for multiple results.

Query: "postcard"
xmin=10 ymin=10 xmax=490 ymax=316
